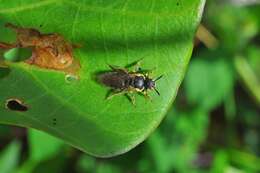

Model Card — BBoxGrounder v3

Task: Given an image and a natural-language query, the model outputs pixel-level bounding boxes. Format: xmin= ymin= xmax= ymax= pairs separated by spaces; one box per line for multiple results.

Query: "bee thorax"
xmin=133 ymin=76 xmax=145 ymax=89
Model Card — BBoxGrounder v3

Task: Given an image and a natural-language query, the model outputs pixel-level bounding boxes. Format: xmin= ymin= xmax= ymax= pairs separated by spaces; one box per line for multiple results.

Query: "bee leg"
xmin=128 ymin=59 xmax=157 ymax=75
xmin=132 ymin=59 xmax=145 ymax=72
xmin=142 ymin=91 xmax=151 ymax=101
xmin=133 ymin=60 xmax=143 ymax=72
xmin=126 ymin=93 xmax=136 ymax=106
xmin=106 ymin=89 xmax=126 ymax=100
xmin=125 ymin=59 xmax=143 ymax=72
xmin=144 ymin=67 xmax=156 ymax=77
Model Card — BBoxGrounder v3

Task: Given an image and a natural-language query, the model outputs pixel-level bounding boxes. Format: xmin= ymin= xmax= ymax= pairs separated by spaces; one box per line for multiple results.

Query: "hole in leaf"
xmin=5 ymin=99 xmax=28 ymax=112
xmin=4 ymin=48 xmax=32 ymax=62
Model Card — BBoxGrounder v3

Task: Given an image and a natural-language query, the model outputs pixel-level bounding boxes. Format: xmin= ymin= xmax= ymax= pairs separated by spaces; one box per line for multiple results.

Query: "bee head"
xmin=145 ymin=75 xmax=163 ymax=95
xmin=145 ymin=78 xmax=155 ymax=89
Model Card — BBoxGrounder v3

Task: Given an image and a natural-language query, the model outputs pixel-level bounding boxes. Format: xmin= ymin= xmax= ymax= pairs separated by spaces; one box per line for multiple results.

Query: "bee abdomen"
xmin=98 ymin=72 xmax=129 ymax=89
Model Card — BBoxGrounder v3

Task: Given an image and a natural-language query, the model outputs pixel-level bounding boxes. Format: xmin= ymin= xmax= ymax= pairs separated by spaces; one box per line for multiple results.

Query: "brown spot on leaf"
xmin=0 ymin=23 xmax=80 ymax=75
xmin=5 ymin=98 xmax=28 ymax=112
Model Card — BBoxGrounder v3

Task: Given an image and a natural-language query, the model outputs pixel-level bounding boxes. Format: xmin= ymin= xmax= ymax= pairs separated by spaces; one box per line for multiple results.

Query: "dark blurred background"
xmin=0 ymin=0 xmax=259 ymax=172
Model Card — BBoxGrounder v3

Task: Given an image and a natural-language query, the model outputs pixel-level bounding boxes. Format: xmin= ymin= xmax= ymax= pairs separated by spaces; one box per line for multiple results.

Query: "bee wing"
xmin=98 ymin=72 xmax=129 ymax=89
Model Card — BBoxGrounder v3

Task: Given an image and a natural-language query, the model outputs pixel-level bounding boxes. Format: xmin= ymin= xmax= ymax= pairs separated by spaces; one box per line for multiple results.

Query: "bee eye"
xmin=147 ymin=80 xmax=155 ymax=89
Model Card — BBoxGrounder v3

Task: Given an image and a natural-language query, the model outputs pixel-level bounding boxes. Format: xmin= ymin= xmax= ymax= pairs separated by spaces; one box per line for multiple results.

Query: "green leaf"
xmin=28 ymin=129 xmax=64 ymax=162
xmin=147 ymin=108 xmax=209 ymax=173
xmin=77 ymin=155 xmax=96 ymax=173
xmin=205 ymin=3 xmax=258 ymax=52
xmin=0 ymin=140 xmax=21 ymax=173
xmin=0 ymin=0 xmax=205 ymax=157
xmin=75 ymin=106 xmax=209 ymax=173
xmin=7 ymin=129 xmax=64 ymax=173
xmin=17 ymin=151 xmax=67 ymax=173
xmin=234 ymin=55 xmax=260 ymax=105
xmin=184 ymin=55 xmax=234 ymax=111
xmin=234 ymin=45 xmax=260 ymax=107
xmin=0 ymin=125 xmax=11 ymax=138
xmin=210 ymin=150 xmax=229 ymax=173
xmin=228 ymin=149 xmax=260 ymax=172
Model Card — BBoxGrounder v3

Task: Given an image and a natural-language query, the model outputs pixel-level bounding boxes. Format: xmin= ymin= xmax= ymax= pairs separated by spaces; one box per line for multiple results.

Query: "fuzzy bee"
xmin=98 ymin=60 xmax=163 ymax=105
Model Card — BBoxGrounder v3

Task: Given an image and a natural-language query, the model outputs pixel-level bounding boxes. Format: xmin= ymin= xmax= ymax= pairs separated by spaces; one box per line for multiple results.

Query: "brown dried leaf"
xmin=1 ymin=23 xmax=80 ymax=74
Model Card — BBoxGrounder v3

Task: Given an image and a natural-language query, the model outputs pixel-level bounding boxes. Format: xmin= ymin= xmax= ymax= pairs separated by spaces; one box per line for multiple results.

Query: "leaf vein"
xmin=0 ymin=0 xmax=58 ymax=14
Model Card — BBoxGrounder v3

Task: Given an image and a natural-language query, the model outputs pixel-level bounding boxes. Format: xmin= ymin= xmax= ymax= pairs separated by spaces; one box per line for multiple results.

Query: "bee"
xmin=98 ymin=60 xmax=163 ymax=105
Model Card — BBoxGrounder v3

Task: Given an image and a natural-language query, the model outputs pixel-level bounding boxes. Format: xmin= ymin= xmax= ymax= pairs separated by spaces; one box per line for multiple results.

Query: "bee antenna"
xmin=154 ymin=75 xmax=163 ymax=82
xmin=154 ymin=87 xmax=160 ymax=96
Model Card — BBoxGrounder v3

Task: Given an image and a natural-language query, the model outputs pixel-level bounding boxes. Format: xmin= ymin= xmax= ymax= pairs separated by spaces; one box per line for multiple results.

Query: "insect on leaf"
xmin=0 ymin=0 xmax=205 ymax=157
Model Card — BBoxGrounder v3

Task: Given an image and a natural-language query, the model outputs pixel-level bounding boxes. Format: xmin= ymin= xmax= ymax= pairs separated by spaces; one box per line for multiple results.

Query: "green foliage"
xmin=0 ymin=1 xmax=259 ymax=173
xmin=210 ymin=150 xmax=229 ymax=173
xmin=235 ymin=46 xmax=260 ymax=105
xmin=246 ymin=46 xmax=260 ymax=76
xmin=0 ymin=141 xmax=21 ymax=173
xmin=205 ymin=2 xmax=260 ymax=105
xmin=0 ymin=125 xmax=11 ymax=138
xmin=206 ymin=2 xmax=258 ymax=52
xmin=184 ymin=55 xmax=234 ymax=111
xmin=75 ymin=107 xmax=209 ymax=173
xmin=146 ymin=108 xmax=209 ymax=173
xmin=28 ymin=129 xmax=64 ymax=162
xmin=0 ymin=0 xmax=205 ymax=157
xmin=15 ymin=130 xmax=64 ymax=173
xmin=77 ymin=155 xmax=96 ymax=173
